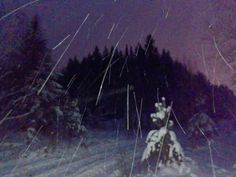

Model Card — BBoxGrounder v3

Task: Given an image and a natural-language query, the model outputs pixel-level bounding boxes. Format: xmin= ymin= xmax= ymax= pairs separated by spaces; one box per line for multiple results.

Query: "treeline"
xmin=60 ymin=35 xmax=236 ymax=129
xmin=1 ymin=14 xmax=235 ymax=134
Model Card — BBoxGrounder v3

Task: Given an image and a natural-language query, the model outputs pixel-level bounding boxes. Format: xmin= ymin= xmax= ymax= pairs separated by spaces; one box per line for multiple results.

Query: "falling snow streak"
xmin=3 ymin=109 xmax=33 ymax=121
xmin=212 ymin=85 xmax=216 ymax=113
xmin=172 ymin=109 xmax=186 ymax=135
xmin=139 ymin=98 xmax=143 ymax=135
xmin=145 ymin=22 xmax=159 ymax=55
xmin=52 ymin=34 xmax=71 ymax=50
xmin=163 ymin=0 xmax=170 ymax=19
xmin=65 ymin=74 xmax=77 ymax=95
xmin=212 ymin=63 xmax=216 ymax=113
xmin=199 ymin=128 xmax=216 ymax=177
xmin=201 ymin=45 xmax=209 ymax=79
xmin=129 ymin=120 xmax=140 ymax=177
xmin=96 ymin=28 xmax=128 ymax=105
xmin=164 ymin=8 xmax=169 ymax=19
xmin=127 ymin=84 xmax=130 ymax=130
xmin=136 ymin=33 xmax=144 ymax=56
xmin=10 ymin=125 xmax=43 ymax=175
xmin=37 ymin=13 xmax=90 ymax=95
xmin=0 ymin=109 xmax=13 ymax=126
xmin=108 ymin=61 xmax=112 ymax=85
xmin=115 ymin=122 xmax=120 ymax=147
xmin=213 ymin=36 xmax=234 ymax=71
xmin=108 ymin=58 xmax=123 ymax=85
xmin=107 ymin=23 xmax=116 ymax=39
xmin=208 ymin=141 xmax=216 ymax=177
xmin=22 ymin=126 xmax=43 ymax=155
xmin=119 ymin=56 xmax=128 ymax=78
xmin=114 ymin=16 xmax=123 ymax=31
xmin=94 ymin=14 xmax=104 ymax=27
xmin=0 ymin=0 xmax=40 ymax=22
xmin=87 ymin=57 xmax=121 ymax=90
xmin=196 ymin=46 xmax=209 ymax=79
xmin=0 ymin=135 xmax=7 ymax=146
xmin=133 ymin=92 xmax=143 ymax=138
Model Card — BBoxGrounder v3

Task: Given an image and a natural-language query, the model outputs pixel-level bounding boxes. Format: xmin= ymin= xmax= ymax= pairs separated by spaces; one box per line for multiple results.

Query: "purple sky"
xmin=1 ymin=0 xmax=235 ymax=92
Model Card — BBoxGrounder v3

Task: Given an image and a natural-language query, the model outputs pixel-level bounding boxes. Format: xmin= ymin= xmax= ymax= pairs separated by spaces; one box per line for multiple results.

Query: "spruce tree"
xmin=0 ymin=15 xmax=86 ymax=141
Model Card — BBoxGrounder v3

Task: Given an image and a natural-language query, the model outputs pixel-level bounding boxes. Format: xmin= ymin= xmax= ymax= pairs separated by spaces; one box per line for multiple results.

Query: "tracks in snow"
xmin=0 ymin=133 xmax=145 ymax=177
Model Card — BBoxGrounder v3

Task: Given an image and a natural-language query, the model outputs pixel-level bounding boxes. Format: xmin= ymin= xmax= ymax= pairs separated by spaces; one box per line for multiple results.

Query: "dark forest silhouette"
xmin=1 ymin=15 xmax=236 ymax=135
xmin=60 ymin=34 xmax=236 ymax=129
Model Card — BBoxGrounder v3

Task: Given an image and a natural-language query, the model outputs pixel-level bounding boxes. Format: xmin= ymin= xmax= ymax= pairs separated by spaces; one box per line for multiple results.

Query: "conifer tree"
xmin=0 ymin=15 xmax=86 ymax=140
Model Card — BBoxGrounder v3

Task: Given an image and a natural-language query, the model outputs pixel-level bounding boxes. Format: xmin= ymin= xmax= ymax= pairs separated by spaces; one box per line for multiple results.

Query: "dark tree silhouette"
xmin=60 ymin=34 xmax=236 ymax=129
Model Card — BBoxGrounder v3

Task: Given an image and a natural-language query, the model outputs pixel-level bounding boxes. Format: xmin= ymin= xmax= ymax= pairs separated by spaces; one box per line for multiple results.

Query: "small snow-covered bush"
xmin=141 ymin=97 xmax=184 ymax=171
xmin=63 ymin=98 xmax=86 ymax=137
xmin=188 ymin=112 xmax=217 ymax=141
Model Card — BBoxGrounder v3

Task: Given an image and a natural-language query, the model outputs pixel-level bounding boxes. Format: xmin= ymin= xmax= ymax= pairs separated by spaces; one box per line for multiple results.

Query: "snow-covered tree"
xmin=141 ymin=97 xmax=184 ymax=170
xmin=1 ymin=60 xmax=86 ymax=140
xmin=0 ymin=15 xmax=86 ymax=140
xmin=188 ymin=112 xmax=217 ymax=141
xmin=63 ymin=98 xmax=86 ymax=137
xmin=188 ymin=95 xmax=217 ymax=145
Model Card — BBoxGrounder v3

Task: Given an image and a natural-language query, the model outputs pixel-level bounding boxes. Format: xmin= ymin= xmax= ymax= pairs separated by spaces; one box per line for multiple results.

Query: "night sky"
xmin=1 ymin=0 xmax=235 ymax=92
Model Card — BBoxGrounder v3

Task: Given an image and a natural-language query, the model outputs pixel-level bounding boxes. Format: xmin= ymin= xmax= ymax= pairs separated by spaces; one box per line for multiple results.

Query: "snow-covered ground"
xmin=1 ymin=122 xmax=236 ymax=177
